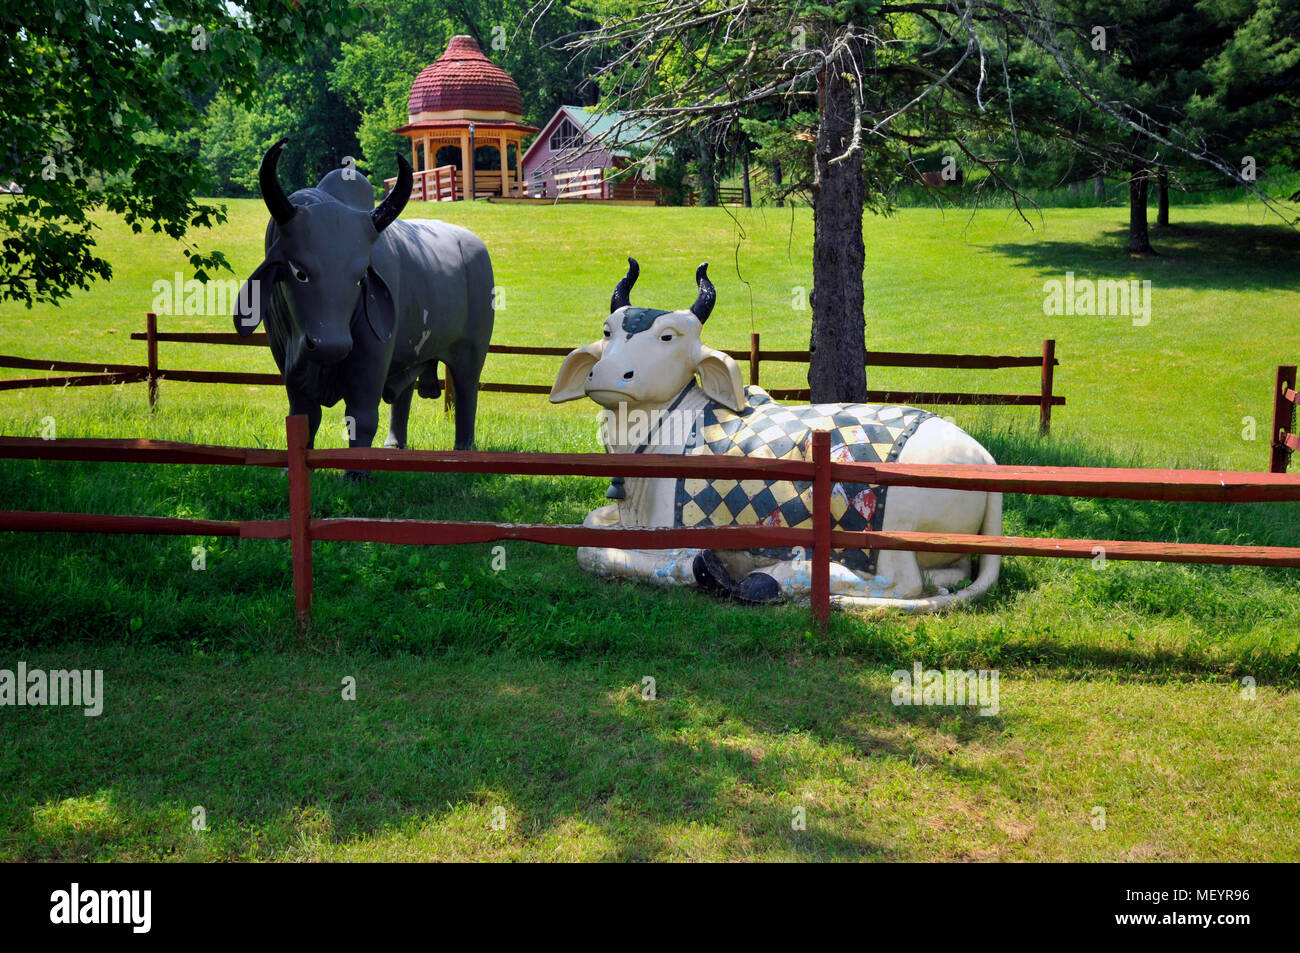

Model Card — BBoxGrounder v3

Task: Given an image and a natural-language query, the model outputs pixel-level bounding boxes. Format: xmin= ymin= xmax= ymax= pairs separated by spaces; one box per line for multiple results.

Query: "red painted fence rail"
xmin=3 ymin=416 xmax=1300 ymax=630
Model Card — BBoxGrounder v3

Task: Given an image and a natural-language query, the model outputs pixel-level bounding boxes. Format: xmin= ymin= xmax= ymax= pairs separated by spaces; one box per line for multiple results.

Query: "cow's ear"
xmin=696 ymin=346 xmax=746 ymax=412
xmin=550 ymin=341 xmax=605 ymax=403
xmin=233 ymin=260 xmax=281 ymax=336
xmin=362 ymin=266 xmax=396 ymax=342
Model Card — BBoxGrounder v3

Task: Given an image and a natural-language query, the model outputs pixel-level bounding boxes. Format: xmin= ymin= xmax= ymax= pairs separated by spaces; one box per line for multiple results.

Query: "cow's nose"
xmin=303 ymin=334 xmax=350 ymax=365
xmin=622 ymin=370 xmax=634 ymax=380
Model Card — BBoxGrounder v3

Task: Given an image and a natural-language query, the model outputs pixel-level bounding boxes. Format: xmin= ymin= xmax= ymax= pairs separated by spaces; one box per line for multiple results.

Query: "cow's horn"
xmin=690 ymin=262 xmax=715 ymax=324
xmin=259 ymin=138 xmax=296 ymax=226
xmin=372 ymin=153 xmax=412 ymax=233
xmin=610 ymin=257 xmax=639 ymax=312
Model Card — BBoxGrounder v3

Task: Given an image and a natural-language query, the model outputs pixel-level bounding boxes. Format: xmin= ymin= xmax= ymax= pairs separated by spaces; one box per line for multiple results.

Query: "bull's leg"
xmin=385 ymin=383 xmax=415 ymax=450
xmin=339 ymin=399 xmax=380 ymax=481
xmin=286 ymin=390 xmax=323 ymax=448
xmin=445 ymin=342 xmax=487 ymax=450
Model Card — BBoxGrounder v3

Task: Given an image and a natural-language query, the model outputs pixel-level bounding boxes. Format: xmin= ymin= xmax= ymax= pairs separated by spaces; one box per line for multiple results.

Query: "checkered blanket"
xmin=673 ymin=387 xmax=932 ymax=573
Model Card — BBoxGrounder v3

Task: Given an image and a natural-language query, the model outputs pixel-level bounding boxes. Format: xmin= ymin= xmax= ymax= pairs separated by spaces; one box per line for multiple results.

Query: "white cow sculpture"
xmin=549 ymin=259 xmax=1003 ymax=612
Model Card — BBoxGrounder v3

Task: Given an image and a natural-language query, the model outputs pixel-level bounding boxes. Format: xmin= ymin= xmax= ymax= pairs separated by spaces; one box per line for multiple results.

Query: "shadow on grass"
xmin=983 ymin=220 xmax=1300 ymax=290
xmin=0 ymin=649 xmax=1017 ymax=861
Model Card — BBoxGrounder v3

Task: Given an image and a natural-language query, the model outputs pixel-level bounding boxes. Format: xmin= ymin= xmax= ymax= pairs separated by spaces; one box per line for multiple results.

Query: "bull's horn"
xmin=372 ymin=153 xmax=412 ymax=233
xmin=690 ymin=262 xmax=715 ymax=324
xmin=609 ymin=257 xmax=639 ymax=313
xmin=259 ymin=138 xmax=295 ymax=226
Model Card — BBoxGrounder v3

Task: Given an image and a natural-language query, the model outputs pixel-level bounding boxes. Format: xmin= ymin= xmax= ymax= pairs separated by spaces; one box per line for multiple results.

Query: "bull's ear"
xmin=232 ymin=260 xmax=281 ymax=336
xmin=549 ymin=341 xmax=605 ymax=403
xmin=696 ymin=346 xmax=746 ymax=412
xmin=362 ymin=266 xmax=396 ymax=342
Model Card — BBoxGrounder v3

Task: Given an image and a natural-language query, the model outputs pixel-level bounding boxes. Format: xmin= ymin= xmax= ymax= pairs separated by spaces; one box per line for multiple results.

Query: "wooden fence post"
xmin=286 ymin=414 xmax=313 ymax=632
xmin=811 ymin=429 xmax=831 ymax=625
xmin=1039 ymin=338 xmax=1056 ymax=436
xmin=749 ymin=331 xmax=761 ymax=387
xmin=1271 ymin=364 xmax=1298 ymax=474
xmin=145 ymin=312 xmax=159 ymax=409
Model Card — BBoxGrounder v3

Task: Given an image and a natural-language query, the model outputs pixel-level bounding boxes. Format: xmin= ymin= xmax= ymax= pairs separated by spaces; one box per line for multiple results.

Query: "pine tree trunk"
xmin=809 ymin=47 xmax=868 ymax=404
xmin=1093 ymin=172 xmax=1105 ymax=200
xmin=772 ymin=160 xmax=784 ymax=207
xmin=1156 ymin=166 xmax=1169 ymax=227
xmin=697 ymin=134 xmax=718 ymax=207
xmin=741 ymin=148 xmax=752 ymax=207
xmin=1128 ymin=164 xmax=1155 ymax=255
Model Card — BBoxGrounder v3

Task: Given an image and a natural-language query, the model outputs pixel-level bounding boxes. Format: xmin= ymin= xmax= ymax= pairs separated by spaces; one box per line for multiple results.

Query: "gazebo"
xmin=390 ymin=35 xmax=537 ymax=201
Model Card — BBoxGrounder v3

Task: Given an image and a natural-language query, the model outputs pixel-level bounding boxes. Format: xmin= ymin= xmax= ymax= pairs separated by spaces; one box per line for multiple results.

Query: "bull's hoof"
xmin=732 ymin=571 xmax=783 ymax=605
xmin=692 ymin=550 xmax=734 ymax=595
xmin=342 ymin=469 xmax=371 ymax=482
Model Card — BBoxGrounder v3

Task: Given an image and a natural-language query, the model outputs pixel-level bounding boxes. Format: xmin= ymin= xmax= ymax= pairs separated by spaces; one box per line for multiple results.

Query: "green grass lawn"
xmin=1 ymin=196 xmax=1298 ymax=861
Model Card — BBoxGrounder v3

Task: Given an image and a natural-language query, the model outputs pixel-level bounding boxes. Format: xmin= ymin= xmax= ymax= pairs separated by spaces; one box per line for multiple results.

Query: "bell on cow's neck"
xmin=606 ymin=476 xmax=626 ymax=500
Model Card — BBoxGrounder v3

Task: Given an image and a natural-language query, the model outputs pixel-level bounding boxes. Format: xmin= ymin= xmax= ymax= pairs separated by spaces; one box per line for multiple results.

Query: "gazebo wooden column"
xmin=458 ymin=130 xmax=471 ymax=200
xmin=496 ymin=136 xmax=509 ymax=197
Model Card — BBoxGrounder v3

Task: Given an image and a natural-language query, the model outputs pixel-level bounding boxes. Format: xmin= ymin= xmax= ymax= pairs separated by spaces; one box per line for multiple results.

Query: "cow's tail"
xmin=831 ymin=490 xmax=1002 ymax=614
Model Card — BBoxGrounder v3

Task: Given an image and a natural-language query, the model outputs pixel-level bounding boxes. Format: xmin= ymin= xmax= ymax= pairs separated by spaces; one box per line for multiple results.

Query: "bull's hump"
xmin=315 ymin=169 xmax=376 ymax=210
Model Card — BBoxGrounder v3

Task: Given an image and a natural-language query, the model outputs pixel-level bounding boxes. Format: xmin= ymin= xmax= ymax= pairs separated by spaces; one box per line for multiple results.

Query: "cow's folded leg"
xmin=582 ymin=504 xmax=621 ymax=528
xmin=692 ymin=550 xmax=735 ymax=595
xmin=755 ymin=559 xmax=881 ymax=600
xmin=872 ymin=548 xmax=926 ymax=598
xmin=923 ymin=558 xmax=972 ymax=593
xmin=733 ymin=571 xmax=783 ymax=604
xmin=577 ymin=546 xmax=699 ymax=586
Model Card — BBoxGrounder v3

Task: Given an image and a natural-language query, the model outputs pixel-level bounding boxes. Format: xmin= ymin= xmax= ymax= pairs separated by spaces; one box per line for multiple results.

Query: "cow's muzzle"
xmin=302 ymin=333 xmax=352 ymax=366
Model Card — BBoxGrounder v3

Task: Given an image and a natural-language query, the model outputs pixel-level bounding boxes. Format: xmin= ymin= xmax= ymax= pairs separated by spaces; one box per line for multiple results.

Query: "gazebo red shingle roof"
xmin=408 ymin=35 xmax=523 ymax=116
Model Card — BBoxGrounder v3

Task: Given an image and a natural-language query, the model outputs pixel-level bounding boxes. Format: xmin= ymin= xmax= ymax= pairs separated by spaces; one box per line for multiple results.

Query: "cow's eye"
xmin=660 ymin=333 xmax=674 ymax=342
xmin=603 ymin=327 xmax=611 ymax=338
xmin=289 ymin=261 xmax=309 ymax=283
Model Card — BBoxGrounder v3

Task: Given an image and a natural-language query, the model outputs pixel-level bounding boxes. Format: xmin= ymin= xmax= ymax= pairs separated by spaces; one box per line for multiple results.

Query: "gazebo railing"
xmin=385 ymin=165 xmax=528 ymax=201
xmin=386 ymin=165 xmax=458 ymax=202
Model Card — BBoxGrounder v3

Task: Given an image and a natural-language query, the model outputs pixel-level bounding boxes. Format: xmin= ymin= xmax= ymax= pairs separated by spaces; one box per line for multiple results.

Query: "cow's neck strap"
xmin=632 ymin=379 xmax=697 ymax=455
xmin=606 ymin=379 xmax=698 ymax=500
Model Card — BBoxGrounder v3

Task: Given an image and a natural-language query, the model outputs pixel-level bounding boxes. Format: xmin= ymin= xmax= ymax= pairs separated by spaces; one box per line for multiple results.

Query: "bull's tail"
xmin=831 ymin=490 xmax=1003 ymax=614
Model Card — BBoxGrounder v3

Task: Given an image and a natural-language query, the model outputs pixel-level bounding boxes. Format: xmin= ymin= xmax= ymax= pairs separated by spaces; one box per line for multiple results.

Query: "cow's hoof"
xmin=732 ymin=571 xmax=783 ymax=605
xmin=692 ymin=550 xmax=734 ymax=595
xmin=342 ymin=469 xmax=371 ymax=482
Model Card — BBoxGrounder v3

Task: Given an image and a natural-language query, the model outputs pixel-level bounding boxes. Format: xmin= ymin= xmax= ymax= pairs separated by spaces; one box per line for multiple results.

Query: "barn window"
xmin=549 ymin=118 xmax=583 ymax=152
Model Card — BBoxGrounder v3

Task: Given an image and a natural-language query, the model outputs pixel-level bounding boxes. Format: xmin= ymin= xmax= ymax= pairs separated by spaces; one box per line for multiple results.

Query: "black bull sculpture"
xmin=234 ymin=140 xmax=495 ymax=452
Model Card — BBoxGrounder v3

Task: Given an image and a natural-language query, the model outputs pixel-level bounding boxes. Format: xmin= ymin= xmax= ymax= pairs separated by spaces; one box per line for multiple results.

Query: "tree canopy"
xmin=1 ymin=1 xmax=371 ymax=307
